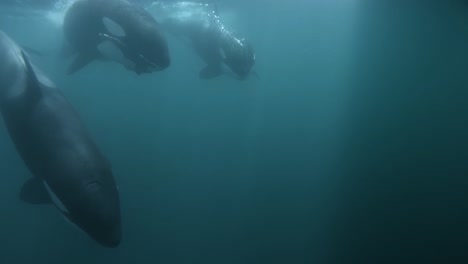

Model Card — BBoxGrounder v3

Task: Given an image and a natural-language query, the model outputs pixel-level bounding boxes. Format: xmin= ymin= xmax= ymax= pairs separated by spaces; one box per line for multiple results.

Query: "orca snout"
xmin=83 ymin=204 xmax=121 ymax=248
xmin=93 ymin=221 xmax=121 ymax=248
xmin=137 ymin=50 xmax=170 ymax=73
xmin=79 ymin=180 xmax=122 ymax=248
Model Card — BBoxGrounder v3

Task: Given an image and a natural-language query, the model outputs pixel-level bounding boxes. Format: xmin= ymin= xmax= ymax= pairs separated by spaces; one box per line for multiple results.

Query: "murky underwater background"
xmin=1 ymin=0 xmax=468 ymax=263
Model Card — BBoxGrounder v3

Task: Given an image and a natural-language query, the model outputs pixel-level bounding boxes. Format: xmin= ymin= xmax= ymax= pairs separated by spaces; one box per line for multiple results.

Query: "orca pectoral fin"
xmin=199 ymin=64 xmax=223 ymax=79
xmin=67 ymin=53 xmax=95 ymax=74
xmin=20 ymin=178 xmax=51 ymax=205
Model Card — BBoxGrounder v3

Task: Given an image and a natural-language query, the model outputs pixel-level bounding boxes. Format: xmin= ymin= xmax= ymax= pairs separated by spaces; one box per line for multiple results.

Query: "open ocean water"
xmin=1 ymin=0 xmax=468 ymax=263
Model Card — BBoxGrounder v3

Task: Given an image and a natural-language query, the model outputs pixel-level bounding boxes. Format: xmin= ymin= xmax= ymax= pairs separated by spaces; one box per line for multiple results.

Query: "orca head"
xmin=42 ymin=166 xmax=121 ymax=248
xmin=223 ymin=38 xmax=256 ymax=79
xmin=130 ymin=19 xmax=171 ymax=73
xmin=101 ymin=16 xmax=170 ymax=74
xmin=69 ymin=177 xmax=121 ymax=248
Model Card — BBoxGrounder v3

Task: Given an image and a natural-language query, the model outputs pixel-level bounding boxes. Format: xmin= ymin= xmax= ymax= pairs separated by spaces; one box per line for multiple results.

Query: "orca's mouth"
xmin=137 ymin=54 xmax=163 ymax=71
xmin=98 ymin=33 xmax=164 ymax=72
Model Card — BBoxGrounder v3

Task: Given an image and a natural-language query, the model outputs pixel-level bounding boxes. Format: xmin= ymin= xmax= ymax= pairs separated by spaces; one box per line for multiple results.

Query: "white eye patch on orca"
xmin=42 ymin=180 xmax=70 ymax=214
xmin=102 ymin=17 xmax=126 ymax=37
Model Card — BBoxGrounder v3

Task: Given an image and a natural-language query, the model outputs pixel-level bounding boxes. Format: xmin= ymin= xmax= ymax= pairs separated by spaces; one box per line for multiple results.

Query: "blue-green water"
xmin=1 ymin=0 xmax=468 ymax=263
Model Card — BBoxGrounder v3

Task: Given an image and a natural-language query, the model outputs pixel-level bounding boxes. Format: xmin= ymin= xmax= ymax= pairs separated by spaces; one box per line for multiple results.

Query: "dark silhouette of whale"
xmin=63 ymin=0 xmax=170 ymax=75
xmin=148 ymin=2 xmax=256 ymax=79
xmin=0 ymin=30 xmax=121 ymax=248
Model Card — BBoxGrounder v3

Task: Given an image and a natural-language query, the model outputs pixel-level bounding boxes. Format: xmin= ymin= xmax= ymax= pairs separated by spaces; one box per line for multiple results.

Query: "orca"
xmin=0 ymin=30 xmax=121 ymax=248
xmin=63 ymin=0 xmax=170 ymax=75
xmin=148 ymin=1 xmax=256 ymax=79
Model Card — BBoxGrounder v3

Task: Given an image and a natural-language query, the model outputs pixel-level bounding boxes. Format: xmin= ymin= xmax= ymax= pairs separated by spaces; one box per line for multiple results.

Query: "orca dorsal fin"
xmin=20 ymin=50 xmax=43 ymax=101
xmin=20 ymin=45 xmax=44 ymax=57
xmin=21 ymin=51 xmax=38 ymax=85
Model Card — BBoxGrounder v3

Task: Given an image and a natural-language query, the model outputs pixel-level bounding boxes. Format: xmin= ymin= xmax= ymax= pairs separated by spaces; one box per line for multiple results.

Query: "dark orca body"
xmin=63 ymin=0 xmax=170 ymax=75
xmin=148 ymin=2 xmax=255 ymax=79
xmin=0 ymin=31 xmax=121 ymax=248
